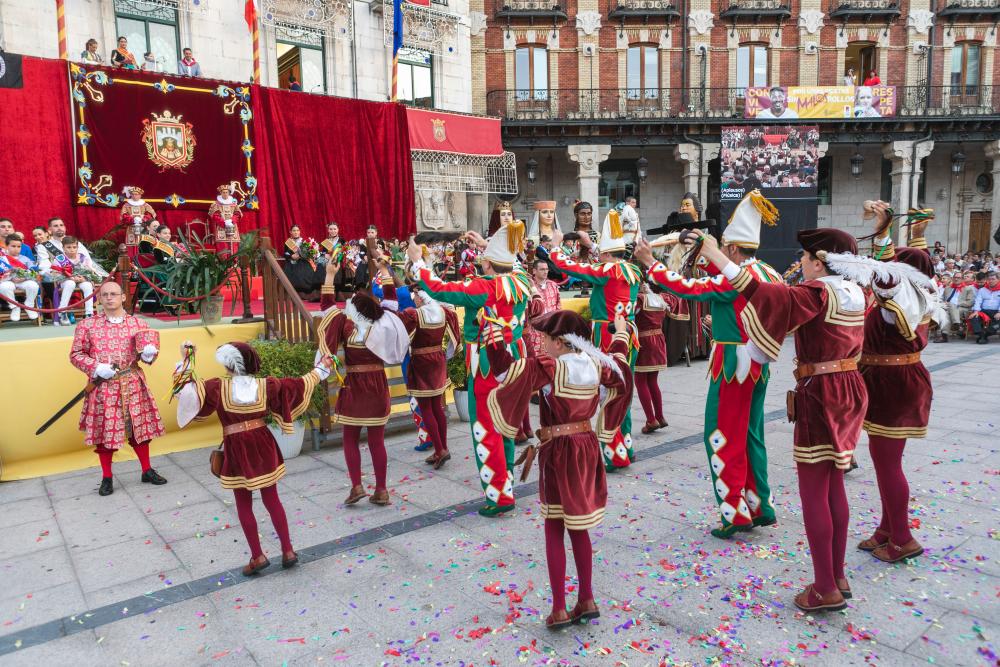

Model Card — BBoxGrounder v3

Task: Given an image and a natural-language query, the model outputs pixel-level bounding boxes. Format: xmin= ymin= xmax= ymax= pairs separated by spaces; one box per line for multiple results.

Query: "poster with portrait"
xmin=720 ymin=125 xmax=820 ymax=202
xmin=744 ymin=86 xmax=897 ymax=119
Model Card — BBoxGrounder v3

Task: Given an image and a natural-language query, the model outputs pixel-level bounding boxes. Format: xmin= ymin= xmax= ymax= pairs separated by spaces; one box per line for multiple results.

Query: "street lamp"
xmin=951 ymin=148 xmax=966 ymax=175
xmin=526 ymin=156 xmax=538 ymax=184
xmin=636 ymin=156 xmax=649 ymax=184
xmin=850 ymin=147 xmax=865 ymax=179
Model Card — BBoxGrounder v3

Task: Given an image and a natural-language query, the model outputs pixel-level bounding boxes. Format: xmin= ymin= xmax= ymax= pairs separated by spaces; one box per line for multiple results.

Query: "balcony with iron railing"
xmin=937 ymin=0 xmax=1000 ymax=19
xmin=608 ymin=0 xmax=681 ymax=21
xmin=485 ymin=85 xmax=999 ymax=122
xmin=494 ymin=0 xmax=568 ymax=20
xmin=828 ymin=0 xmax=901 ymax=20
xmin=719 ymin=0 xmax=792 ymax=21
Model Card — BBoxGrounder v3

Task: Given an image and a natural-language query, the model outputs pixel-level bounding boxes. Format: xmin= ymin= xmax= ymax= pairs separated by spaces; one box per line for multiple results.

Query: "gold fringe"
xmin=507 ymin=220 xmax=526 ymax=254
xmin=608 ymin=210 xmax=623 ymax=239
xmin=749 ymin=190 xmax=780 ymax=227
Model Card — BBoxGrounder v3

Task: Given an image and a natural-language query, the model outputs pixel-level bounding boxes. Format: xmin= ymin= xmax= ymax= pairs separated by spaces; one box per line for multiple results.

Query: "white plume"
xmin=823 ymin=251 xmax=936 ymax=291
xmin=562 ymin=333 xmax=624 ymax=381
xmin=215 ymin=344 xmax=245 ymax=376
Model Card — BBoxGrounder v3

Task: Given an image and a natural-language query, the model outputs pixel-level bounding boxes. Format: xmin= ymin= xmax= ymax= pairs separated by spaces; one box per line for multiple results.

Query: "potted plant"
xmin=161 ymin=231 xmax=258 ymax=324
xmin=447 ymin=347 xmax=471 ymax=422
xmin=249 ymin=338 xmax=326 ymax=459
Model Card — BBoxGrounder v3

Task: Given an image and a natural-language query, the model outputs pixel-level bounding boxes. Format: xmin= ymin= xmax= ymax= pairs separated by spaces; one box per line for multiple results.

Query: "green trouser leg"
xmin=745 ymin=370 xmax=775 ymax=522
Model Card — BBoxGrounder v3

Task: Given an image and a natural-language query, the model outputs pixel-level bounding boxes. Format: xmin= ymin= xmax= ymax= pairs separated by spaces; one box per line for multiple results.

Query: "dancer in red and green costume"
xmin=634 ymin=190 xmax=782 ymax=538
xmin=405 ymin=215 xmax=532 ymax=516
xmin=545 ymin=210 xmax=641 ymax=470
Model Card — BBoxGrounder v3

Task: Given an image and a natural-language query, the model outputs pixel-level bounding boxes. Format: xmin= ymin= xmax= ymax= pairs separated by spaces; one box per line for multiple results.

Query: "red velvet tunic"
xmin=396 ymin=304 xmax=461 ymax=397
xmin=318 ymin=307 xmax=392 ymax=426
xmin=634 ymin=292 xmax=678 ymax=372
xmin=190 ymin=373 xmax=319 ymax=490
xmin=487 ymin=332 xmax=633 ymax=529
xmin=731 ymin=268 xmax=868 ymax=470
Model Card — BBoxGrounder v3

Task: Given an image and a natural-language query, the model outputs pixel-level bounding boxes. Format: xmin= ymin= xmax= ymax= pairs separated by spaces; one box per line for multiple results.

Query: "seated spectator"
xmin=47 ymin=217 xmax=93 ymax=262
xmin=970 ymin=271 xmax=1000 ymax=344
xmin=178 ymin=48 xmax=202 ymax=77
xmin=51 ymin=236 xmax=104 ymax=324
xmin=153 ymin=225 xmax=187 ymax=263
xmin=111 ymin=36 xmax=138 ymax=69
xmin=0 ymin=218 xmax=35 ymax=261
xmin=0 ymin=235 xmax=41 ymax=322
xmin=81 ymin=38 xmax=103 ymax=63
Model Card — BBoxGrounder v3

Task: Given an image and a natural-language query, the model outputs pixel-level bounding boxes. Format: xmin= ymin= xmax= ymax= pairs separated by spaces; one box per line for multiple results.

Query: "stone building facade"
xmin=471 ymin=0 xmax=1000 ymax=254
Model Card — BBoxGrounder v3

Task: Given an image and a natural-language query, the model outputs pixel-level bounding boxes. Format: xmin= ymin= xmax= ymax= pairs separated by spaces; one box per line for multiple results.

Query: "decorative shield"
xmin=141 ymin=110 xmax=197 ymax=171
xmin=432 ymin=118 xmax=446 ymax=143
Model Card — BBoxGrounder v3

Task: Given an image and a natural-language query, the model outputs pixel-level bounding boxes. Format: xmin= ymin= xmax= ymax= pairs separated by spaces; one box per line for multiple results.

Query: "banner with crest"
xmin=70 ymin=64 xmax=257 ymax=211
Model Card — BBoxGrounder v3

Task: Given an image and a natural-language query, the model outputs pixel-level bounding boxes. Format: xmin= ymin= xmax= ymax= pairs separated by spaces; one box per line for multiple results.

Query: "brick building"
xmin=470 ymin=0 xmax=1000 ymax=255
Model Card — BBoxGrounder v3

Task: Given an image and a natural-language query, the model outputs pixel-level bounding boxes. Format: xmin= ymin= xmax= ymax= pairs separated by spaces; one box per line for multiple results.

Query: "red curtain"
xmin=253 ymin=86 xmax=416 ymax=242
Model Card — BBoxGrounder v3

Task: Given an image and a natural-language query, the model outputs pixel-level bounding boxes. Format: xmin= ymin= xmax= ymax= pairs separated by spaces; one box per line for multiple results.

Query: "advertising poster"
xmin=744 ymin=86 xmax=897 ymax=119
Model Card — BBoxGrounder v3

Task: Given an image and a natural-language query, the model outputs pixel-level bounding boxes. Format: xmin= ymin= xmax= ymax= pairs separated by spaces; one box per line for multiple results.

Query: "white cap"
xmin=598 ymin=210 xmax=626 ymax=254
xmin=722 ymin=189 xmax=779 ymax=250
xmin=484 ymin=220 xmax=526 ymax=268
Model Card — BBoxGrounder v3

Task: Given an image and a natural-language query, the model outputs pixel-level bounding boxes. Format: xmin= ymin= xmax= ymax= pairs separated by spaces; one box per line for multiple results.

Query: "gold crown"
xmin=494 ymin=200 xmax=513 ymax=213
xmin=129 ymin=186 xmax=144 ymax=197
xmin=217 ymin=183 xmax=231 ymax=193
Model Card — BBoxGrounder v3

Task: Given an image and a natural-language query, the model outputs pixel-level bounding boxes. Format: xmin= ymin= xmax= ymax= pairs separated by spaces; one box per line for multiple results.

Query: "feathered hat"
xmin=484 ymin=219 xmax=526 ymax=268
xmin=598 ymin=210 xmax=626 ymax=254
xmin=531 ymin=310 xmax=623 ymax=379
xmin=723 ymin=189 xmax=779 ymax=249
xmin=215 ymin=342 xmax=260 ymax=376
xmin=798 ymin=228 xmax=858 ymax=256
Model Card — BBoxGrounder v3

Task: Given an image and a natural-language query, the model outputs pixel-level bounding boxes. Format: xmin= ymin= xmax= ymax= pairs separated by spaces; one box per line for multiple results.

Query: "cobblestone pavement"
xmin=1 ymin=341 xmax=997 ymax=666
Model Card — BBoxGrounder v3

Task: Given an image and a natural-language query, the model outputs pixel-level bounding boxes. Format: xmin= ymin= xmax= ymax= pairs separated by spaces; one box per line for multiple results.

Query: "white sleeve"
xmin=176 ymin=382 xmax=202 ymax=429
xmin=720 ymin=261 xmax=741 ymax=281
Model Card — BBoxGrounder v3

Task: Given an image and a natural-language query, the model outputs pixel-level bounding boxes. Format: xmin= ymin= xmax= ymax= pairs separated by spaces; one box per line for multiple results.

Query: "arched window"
xmin=736 ymin=43 xmax=768 ymax=90
xmin=626 ymin=44 xmax=659 ymax=100
xmin=950 ymin=41 xmax=981 ymax=104
xmin=515 ymin=45 xmax=548 ymax=102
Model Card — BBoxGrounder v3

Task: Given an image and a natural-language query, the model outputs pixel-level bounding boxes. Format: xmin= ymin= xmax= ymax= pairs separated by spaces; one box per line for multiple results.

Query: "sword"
xmin=35 ymin=364 xmax=125 ymax=436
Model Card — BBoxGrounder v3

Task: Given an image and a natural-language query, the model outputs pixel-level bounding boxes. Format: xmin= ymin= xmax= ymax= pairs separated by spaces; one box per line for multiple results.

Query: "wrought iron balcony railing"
xmin=494 ymin=0 xmax=568 ymax=19
xmin=608 ymin=0 xmax=681 ymax=20
xmin=938 ymin=0 xmax=1000 ymax=19
xmin=719 ymin=0 xmax=792 ymax=20
xmin=485 ymin=85 xmax=999 ymax=122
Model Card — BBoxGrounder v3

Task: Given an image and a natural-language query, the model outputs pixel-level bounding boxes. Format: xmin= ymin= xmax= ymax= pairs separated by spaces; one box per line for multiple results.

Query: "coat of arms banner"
xmin=70 ymin=64 xmax=257 ymax=211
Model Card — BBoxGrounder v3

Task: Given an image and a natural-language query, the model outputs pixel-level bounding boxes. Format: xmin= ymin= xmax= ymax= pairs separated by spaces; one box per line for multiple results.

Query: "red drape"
xmin=253 ymin=86 xmax=416 ymax=242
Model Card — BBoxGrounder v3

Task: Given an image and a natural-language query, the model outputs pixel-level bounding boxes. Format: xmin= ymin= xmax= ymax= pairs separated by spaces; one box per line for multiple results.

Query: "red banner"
xmin=70 ymin=64 xmax=257 ymax=211
xmin=406 ymin=108 xmax=504 ymax=156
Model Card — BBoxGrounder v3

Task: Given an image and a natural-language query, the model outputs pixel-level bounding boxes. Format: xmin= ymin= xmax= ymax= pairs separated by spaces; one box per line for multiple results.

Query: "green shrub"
xmin=249 ymin=338 xmax=325 ymax=422
xmin=447 ymin=347 xmax=468 ymax=390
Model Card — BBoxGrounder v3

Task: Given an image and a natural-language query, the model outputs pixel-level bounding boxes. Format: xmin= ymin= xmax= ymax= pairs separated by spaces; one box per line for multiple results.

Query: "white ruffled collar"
xmin=418 ymin=300 xmax=444 ymax=325
xmin=217 ymin=196 xmax=236 ymax=205
xmin=127 ymin=198 xmax=146 ymax=206
xmin=105 ymin=314 xmax=126 ymax=324
xmin=230 ymin=375 xmax=260 ymax=405
xmin=817 ymin=275 xmax=865 ymax=312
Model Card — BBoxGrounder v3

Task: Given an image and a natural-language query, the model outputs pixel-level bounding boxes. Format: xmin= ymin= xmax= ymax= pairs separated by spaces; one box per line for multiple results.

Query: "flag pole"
xmin=252 ymin=20 xmax=261 ymax=83
xmin=56 ymin=0 xmax=67 ymax=60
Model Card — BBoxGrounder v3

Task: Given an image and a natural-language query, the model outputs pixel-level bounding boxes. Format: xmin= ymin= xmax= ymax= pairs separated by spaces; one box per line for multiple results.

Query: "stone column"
xmin=883 ymin=140 xmax=934 ymax=244
xmin=466 ymin=193 xmax=489 ymax=234
xmin=568 ymin=145 xmax=612 ymax=221
xmin=673 ymin=142 xmax=716 ymax=205
xmin=984 ymin=141 xmax=1000 ymax=252
xmin=798 ymin=7 xmax=825 ymax=86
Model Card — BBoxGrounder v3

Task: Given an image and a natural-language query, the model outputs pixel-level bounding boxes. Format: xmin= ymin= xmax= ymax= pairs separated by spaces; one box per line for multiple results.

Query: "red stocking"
xmin=544 ymin=519 xmax=567 ymax=612
xmin=635 ymin=372 xmax=656 ymax=425
xmin=259 ymin=484 xmax=293 ymax=554
xmin=131 ymin=439 xmax=152 ymax=472
xmin=416 ymin=396 xmax=447 ymax=457
xmin=342 ymin=425 xmax=363 ymax=487
xmin=828 ymin=466 xmax=849 ymax=582
xmin=647 ymin=372 xmax=665 ymax=424
xmin=367 ymin=425 xmax=388 ymax=490
xmin=567 ymin=528 xmax=594 ymax=603
xmin=96 ymin=447 xmax=114 ymax=478
xmin=868 ymin=435 xmax=912 ymax=546
xmin=233 ymin=488 xmax=263 ymax=559
xmin=796 ymin=462 xmax=839 ymax=595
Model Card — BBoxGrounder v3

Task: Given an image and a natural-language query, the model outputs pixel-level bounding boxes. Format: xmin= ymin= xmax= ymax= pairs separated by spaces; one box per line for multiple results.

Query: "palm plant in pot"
xmin=447 ymin=346 xmax=471 ymax=422
xmin=249 ymin=338 xmax=326 ymax=458
xmin=161 ymin=231 xmax=258 ymax=324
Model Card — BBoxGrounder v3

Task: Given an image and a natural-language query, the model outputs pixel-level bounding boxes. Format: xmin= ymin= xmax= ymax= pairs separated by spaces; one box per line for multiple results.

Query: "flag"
xmin=244 ymin=0 xmax=257 ymax=34
xmin=391 ymin=0 xmax=404 ymax=101
xmin=0 ymin=52 xmax=24 ymax=89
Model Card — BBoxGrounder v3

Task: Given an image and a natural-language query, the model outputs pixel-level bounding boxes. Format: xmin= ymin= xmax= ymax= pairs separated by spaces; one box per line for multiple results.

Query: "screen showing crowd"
xmin=720 ymin=125 xmax=820 ymax=201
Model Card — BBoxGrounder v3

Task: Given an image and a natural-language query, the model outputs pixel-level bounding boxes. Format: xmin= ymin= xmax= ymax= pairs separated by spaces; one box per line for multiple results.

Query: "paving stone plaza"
xmin=0 ymin=341 xmax=997 ymax=666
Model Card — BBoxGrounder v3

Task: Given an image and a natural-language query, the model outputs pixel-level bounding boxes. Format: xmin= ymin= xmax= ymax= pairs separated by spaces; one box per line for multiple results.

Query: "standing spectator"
xmin=110 ymin=36 xmax=138 ymax=69
xmin=81 ymin=38 xmax=103 ymax=64
xmin=288 ymin=75 xmax=302 ymax=91
xmin=178 ymin=48 xmax=202 ymax=77
xmin=863 ymin=70 xmax=881 ymax=86
xmin=142 ymin=52 xmax=158 ymax=71
xmin=843 ymin=68 xmax=857 ymax=86
xmin=0 ymin=235 xmax=41 ymax=322
xmin=970 ymin=271 xmax=1000 ymax=344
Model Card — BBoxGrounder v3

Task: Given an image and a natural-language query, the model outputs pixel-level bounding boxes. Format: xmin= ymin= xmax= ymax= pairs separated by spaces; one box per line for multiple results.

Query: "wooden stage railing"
xmin=260 ymin=247 xmax=317 ymax=344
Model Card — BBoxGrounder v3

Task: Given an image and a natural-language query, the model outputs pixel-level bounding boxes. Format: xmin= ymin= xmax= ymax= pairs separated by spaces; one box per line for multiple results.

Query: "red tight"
xmin=342 ymin=424 xmax=388 ymax=490
xmin=415 ymin=396 xmax=448 ymax=457
xmin=635 ymin=371 xmax=664 ymax=426
xmin=796 ymin=462 xmax=849 ymax=595
xmin=868 ymin=435 xmax=913 ymax=546
xmin=233 ymin=485 xmax=293 ymax=559
xmin=95 ymin=439 xmax=152 ymax=477
xmin=543 ymin=519 xmax=594 ymax=612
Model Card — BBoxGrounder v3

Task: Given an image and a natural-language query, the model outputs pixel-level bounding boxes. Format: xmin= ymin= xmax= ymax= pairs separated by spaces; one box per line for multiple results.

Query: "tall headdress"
xmin=722 ymin=189 xmax=778 ymax=249
xmin=527 ymin=200 xmax=560 ymax=240
xmin=484 ymin=220 xmax=526 ymax=268
xmin=598 ymin=209 xmax=626 ymax=254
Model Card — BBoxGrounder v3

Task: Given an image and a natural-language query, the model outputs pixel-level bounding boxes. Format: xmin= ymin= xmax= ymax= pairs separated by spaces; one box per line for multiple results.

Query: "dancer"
xmin=378 ymin=266 xmax=461 ymax=469
xmin=633 ymin=190 xmax=782 ymax=538
xmin=69 ymin=281 xmax=167 ymax=496
xmin=174 ymin=341 xmax=333 ymax=575
xmin=690 ymin=226 xmax=922 ymax=611
xmin=547 ymin=211 xmax=641 ymax=471
xmin=318 ymin=284 xmax=409 ymax=506
xmin=406 ymin=222 xmax=532 ymax=516
xmin=633 ymin=283 xmax=679 ymax=434
xmin=486 ymin=310 xmax=633 ymax=628
xmin=858 ymin=202 xmax=937 ymax=563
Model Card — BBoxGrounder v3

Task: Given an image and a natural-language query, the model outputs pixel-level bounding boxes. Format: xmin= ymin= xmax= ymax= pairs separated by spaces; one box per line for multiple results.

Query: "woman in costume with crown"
xmin=487 ymin=200 xmax=515 ymax=238
xmin=486 ymin=309 xmax=633 ymax=628
xmin=527 ymin=201 xmax=561 ymax=244
xmin=173 ymin=341 xmax=334 ymax=575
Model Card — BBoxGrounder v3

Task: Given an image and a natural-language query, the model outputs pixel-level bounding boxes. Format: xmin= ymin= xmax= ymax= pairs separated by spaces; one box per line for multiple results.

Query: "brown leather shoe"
xmin=571 ymin=599 xmax=600 ymax=624
xmin=793 ymin=585 xmax=847 ymax=612
xmin=857 ymin=528 xmax=889 ymax=552
xmin=545 ymin=608 xmax=573 ymax=630
xmin=433 ymin=451 xmax=451 ymax=470
xmin=657 ymin=419 xmax=669 ymax=429
xmin=282 ymin=550 xmax=299 ymax=569
xmin=835 ymin=577 xmax=852 ymax=599
xmin=641 ymin=422 xmax=659 ymax=434
xmin=344 ymin=485 xmax=368 ymax=505
xmin=424 ymin=452 xmax=439 ymax=465
xmin=242 ymin=554 xmax=270 ymax=577
xmin=369 ymin=488 xmax=391 ymax=506
xmin=872 ymin=539 xmax=924 ymax=563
